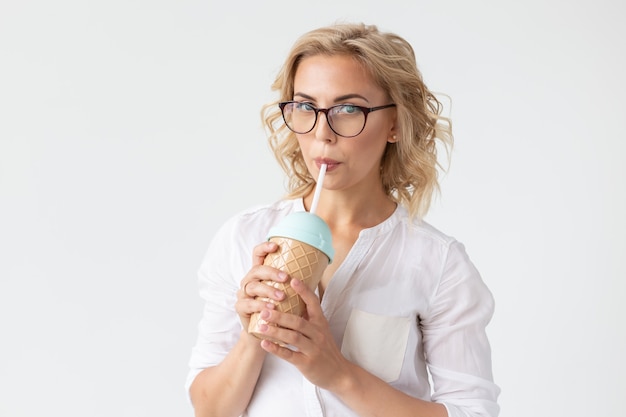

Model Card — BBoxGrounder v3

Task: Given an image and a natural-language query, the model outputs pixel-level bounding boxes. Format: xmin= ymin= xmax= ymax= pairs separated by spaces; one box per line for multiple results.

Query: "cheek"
xmin=296 ymin=137 xmax=310 ymax=157
xmin=295 ymin=137 xmax=315 ymax=168
xmin=357 ymin=134 xmax=389 ymax=159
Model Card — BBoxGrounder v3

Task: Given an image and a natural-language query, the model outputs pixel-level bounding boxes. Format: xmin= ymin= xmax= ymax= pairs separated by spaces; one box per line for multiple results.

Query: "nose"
xmin=313 ymin=111 xmax=337 ymax=143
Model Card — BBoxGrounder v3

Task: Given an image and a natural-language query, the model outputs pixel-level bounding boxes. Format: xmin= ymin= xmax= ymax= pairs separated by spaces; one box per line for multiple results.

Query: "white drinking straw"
xmin=309 ymin=164 xmax=327 ymax=215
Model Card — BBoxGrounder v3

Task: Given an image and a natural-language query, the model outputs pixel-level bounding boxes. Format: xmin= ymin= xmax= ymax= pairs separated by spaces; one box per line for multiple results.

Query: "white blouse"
xmin=186 ymin=199 xmax=500 ymax=417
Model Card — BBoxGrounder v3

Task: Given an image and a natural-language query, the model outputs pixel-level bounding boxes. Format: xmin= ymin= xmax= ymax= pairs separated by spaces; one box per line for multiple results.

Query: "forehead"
xmin=293 ymin=54 xmax=385 ymax=101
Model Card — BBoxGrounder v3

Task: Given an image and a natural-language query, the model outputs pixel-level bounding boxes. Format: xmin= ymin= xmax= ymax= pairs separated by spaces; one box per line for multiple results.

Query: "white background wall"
xmin=1 ymin=1 xmax=624 ymax=416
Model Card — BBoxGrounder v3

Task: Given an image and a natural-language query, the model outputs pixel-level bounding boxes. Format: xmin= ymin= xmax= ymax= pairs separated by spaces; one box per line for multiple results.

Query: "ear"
xmin=388 ymin=124 xmax=398 ymax=143
xmin=387 ymin=115 xmax=398 ymax=143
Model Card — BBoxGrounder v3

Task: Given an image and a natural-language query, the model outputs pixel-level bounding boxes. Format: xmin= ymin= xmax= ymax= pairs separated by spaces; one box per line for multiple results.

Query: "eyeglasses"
xmin=278 ymin=101 xmax=396 ymax=138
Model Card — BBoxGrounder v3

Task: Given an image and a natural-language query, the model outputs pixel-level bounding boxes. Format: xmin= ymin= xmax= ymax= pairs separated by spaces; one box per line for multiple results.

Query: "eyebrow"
xmin=293 ymin=92 xmax=370 ymax=103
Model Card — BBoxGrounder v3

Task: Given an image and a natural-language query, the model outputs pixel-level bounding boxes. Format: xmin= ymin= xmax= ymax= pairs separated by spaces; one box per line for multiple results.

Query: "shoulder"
xmin=398 ymin=212 xmax=493 ymax=309
xmin=199 ymin=199 xmax=300 ymax=275
xmin=393 ymin=206 xmax=458 ymax=251
xmin=237 ymin=199 xmax=297 ymax=222
xmin=218 ymin=199 xmax=299 ymax=242
xmin=388 ymin=207 xmax=478 ymax=277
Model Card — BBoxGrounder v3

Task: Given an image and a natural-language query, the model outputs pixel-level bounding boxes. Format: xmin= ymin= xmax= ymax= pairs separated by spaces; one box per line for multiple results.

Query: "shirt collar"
xmin=292 ymin=198 xmax=404 ymax=238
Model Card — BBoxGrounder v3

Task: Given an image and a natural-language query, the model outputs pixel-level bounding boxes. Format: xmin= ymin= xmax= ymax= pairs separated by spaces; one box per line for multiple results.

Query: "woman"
xmin=186 ymin=23 xmax=500 ymax=417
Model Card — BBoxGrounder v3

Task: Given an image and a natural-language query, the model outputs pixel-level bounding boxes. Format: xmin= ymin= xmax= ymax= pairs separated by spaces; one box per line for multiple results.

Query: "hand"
xmin=235 ymin=241 xmax=289 ymax=330
xmin=256 ymin=278 xmax=351 ymax=391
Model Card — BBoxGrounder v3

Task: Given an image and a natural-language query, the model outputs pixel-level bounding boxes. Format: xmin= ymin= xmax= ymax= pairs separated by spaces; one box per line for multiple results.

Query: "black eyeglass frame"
xmin=278 ymin=101 xmax=396 ymax=138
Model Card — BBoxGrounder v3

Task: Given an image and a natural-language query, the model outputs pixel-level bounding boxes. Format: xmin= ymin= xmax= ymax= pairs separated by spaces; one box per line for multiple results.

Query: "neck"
xmin=304 ymin=187 xmax=396 ymax=229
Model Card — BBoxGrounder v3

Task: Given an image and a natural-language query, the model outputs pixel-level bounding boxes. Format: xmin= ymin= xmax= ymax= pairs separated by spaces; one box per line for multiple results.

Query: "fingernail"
xmin=291 ymin=278 xmax=300 ymax=287
xmin=260 ymin=309 xmax=270 ymax=319
xmin=278 ymin=271 xmax=287 ymax=281
xmin=274 ymin=290 xmax=283 ymax=299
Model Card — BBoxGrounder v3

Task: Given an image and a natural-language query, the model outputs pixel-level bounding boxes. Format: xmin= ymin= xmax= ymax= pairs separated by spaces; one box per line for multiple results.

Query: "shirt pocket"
xmin=340 ymin=309 xmax=411 ymax=383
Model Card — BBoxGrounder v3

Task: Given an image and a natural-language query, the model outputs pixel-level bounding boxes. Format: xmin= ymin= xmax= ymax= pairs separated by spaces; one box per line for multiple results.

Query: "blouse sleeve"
xmin=184 ymin=215 xmax=250 ymax=397
xmin=420 ymin=240 xmax=501 ymax=417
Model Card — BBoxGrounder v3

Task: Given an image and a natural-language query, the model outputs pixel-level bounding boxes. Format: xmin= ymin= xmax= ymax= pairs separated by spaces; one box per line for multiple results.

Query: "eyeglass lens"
xmin=281 ymin=102 xmax=366 ymax=137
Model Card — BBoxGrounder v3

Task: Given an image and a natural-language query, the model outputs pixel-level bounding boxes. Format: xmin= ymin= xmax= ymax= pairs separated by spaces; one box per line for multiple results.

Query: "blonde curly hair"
xmin=261 ymin=23 xmax=452 ymax=219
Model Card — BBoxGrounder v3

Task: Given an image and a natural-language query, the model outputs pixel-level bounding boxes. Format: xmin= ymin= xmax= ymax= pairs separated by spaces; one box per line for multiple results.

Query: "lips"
xmin=315 ymin=158 xmax=340 ymax=171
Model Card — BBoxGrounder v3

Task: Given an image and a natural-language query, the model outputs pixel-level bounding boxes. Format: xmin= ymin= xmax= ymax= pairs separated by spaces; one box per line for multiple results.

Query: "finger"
xmin=260 ymin=338 xmax=299 ymax=360
xmin=244 ymin=265 xmax=289 ymax=285
xmin=290 ymin=278 xmax=323 ymax=319
xmin=258 ymin=308 xmax=312 ymax=343
xmin=240 ymin=264 xmax=288 ymax=294
xmin=235 ymin=297 xmax=276 ymax=331
xmin=236 ymin=298 xmax=277 ymax=315
xmin=244 ymin=278 xmax=288 ymax=304
xmin=251 ymin=241 xmax=279 ymax=266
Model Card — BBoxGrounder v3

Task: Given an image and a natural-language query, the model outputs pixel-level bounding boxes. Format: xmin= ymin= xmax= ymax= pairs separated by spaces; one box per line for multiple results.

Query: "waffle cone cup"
xmin=248 ymin=236 xmax=329 ymax=343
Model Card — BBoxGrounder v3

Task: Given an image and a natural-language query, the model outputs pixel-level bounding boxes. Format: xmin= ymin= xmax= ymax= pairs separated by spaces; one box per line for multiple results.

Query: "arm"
xmin=257 ymin=240 xmax=499 ymax=417
xmin=421 ymin=241 xmax=500 ymax=417
xmin=189 ymin=331 xmax=266 ymax=417
xmin=257 ymin=278 xmax=447 ymax=417
xmin=188 ymin=240 xmax=289 ymax=417
xmin=330 ymin=363 xmax=447 ymax=417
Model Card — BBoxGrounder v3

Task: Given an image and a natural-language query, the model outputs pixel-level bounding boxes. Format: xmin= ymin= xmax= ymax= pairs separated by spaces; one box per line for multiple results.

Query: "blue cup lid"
xmin=267 ymin=212 xmax=334 ymax=263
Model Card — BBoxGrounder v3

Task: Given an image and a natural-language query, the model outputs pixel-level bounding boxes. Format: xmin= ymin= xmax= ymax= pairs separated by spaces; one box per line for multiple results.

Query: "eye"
xmin=335 ymin=104 xmax=363 ymax=115
xmin=294 ymin=102 xmax=316 ymax=112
